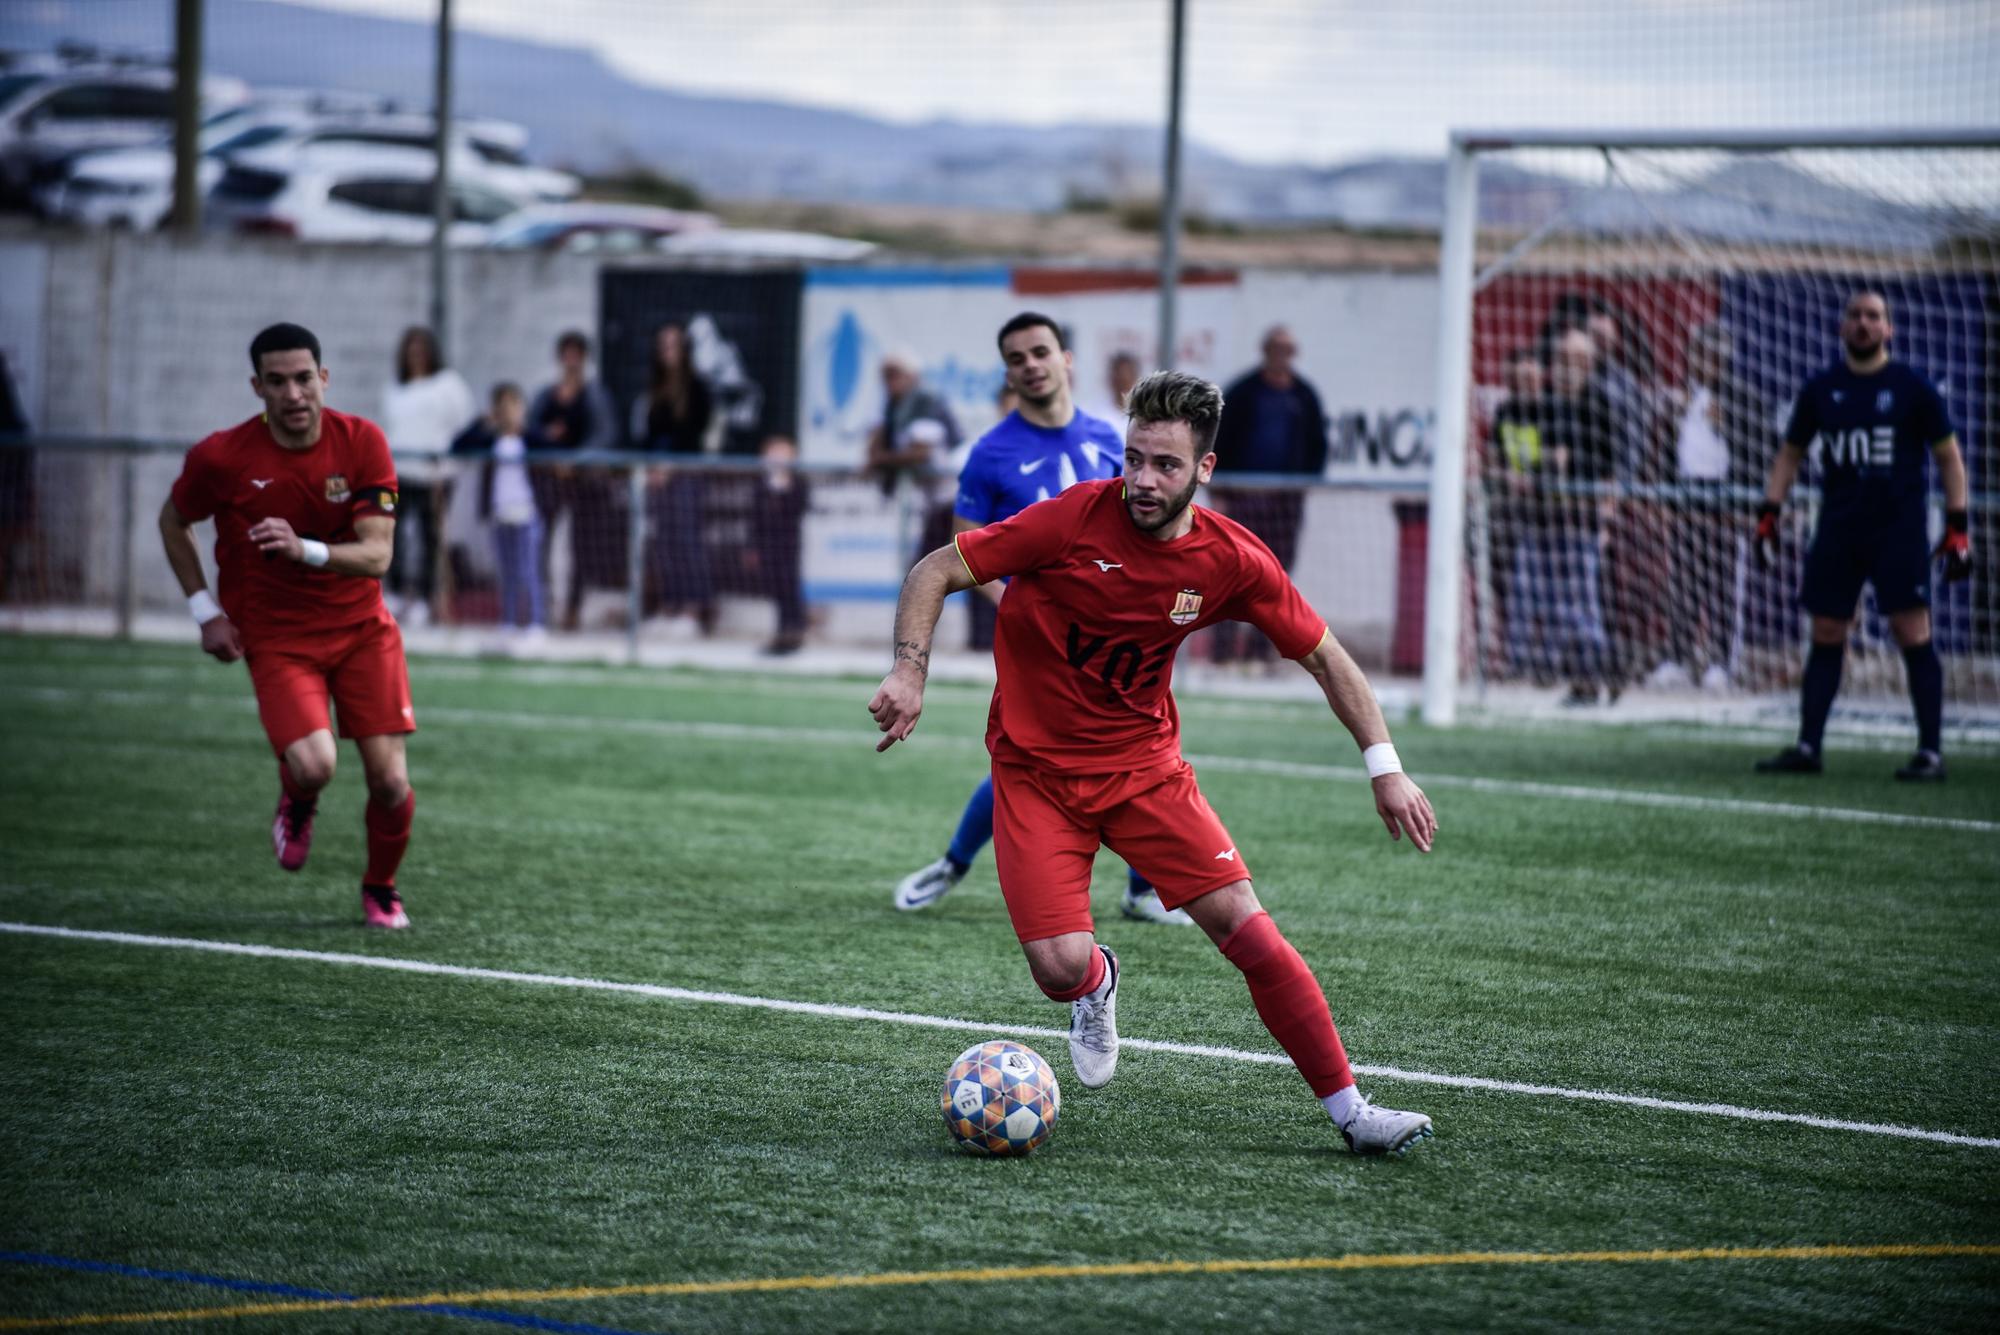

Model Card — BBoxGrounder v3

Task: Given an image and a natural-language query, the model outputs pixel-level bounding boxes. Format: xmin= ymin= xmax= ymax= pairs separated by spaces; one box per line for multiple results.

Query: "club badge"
xmin=1169 ymin=589 xmax=1203 ymax=625
xmin=324 ymin=474 xmax=351 ymax=502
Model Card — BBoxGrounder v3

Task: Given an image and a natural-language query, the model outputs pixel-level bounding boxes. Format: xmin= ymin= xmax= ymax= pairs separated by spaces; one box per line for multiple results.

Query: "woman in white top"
xmin=380 ymin=326 xmax=475 ymax=626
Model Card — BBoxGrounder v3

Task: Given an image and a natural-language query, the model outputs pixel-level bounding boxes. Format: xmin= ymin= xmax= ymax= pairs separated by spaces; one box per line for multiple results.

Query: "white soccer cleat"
xmin=1069 ymin=946 xmax=1120 ymax=1088
xmin=894 ymin=856 xmax=963 ymax=911
xmin=1121 ymin=884 xmax=1194 ymax=926
xmin=1338 ymin=1096 xmax=1434 ymax=1156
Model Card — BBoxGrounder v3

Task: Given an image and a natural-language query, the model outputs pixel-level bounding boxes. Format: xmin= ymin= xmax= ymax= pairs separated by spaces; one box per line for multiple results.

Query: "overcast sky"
xmin=266 ymin=0 xmax=1999 ymax=165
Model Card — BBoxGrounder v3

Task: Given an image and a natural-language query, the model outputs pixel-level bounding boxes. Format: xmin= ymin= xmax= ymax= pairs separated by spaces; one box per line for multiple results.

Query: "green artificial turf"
xmin=1 ymin=635 xmax=1996 ymax=1333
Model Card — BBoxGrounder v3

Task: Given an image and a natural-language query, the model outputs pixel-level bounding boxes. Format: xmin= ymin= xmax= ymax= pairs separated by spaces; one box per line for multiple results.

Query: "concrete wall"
xmin=2 ymin=232 xmax=1434 ymax=658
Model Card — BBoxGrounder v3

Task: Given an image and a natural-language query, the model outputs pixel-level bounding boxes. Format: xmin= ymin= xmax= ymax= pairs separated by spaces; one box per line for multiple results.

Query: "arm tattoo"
xmin=894 ymin=640 xmax=931 ymax=677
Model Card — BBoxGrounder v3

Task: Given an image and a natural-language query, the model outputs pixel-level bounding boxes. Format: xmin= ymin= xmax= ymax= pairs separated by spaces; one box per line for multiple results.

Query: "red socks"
xmin=1219 ymin=911 xmax=1354 ymax=1098
xmin=364 ymin=790 xmax=414 ymax=887
xmin=1038 ymin=942 xmax=1107 ymax=1002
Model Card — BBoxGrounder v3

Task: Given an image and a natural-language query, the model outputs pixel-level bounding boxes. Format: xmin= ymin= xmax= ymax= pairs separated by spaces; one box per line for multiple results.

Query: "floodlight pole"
xmin=170 ymin=0 xmax=203 ymax=236
xmin=430 ymin=0 xmax=455 ymax=355
xmin=1155 ymin=0 xmax=1186 ymax=369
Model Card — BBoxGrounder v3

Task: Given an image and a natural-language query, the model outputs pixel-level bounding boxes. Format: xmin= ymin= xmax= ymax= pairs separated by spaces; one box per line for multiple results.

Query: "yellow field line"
xmin=6 ymin=1244 xmax=1997 ymax=1331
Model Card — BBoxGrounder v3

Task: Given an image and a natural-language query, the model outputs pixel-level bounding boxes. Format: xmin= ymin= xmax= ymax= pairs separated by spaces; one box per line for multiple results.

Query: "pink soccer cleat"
xmin=272 ymin=794 xmax=316 ymax=872
xmin=361 ymin=883 xmax=409 ymax=929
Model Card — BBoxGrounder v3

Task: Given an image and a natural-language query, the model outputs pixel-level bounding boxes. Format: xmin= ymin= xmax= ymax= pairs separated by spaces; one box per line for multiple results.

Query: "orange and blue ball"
xmin=941 ymin=1039 xmax=1060 ymax=1156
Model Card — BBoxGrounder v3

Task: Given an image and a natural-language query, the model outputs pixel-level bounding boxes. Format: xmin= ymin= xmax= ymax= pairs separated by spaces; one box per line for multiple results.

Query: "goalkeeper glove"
xmin=1753 ymin=501 xmax=1781 ymax=569
xmin=1934 ymin=509 xmax=1972 ymax=582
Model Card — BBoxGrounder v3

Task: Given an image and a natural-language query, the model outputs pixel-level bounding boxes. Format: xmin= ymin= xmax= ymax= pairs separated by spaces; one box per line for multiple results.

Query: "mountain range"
xmin=3 ymin=0 xmax=1981 ymax=245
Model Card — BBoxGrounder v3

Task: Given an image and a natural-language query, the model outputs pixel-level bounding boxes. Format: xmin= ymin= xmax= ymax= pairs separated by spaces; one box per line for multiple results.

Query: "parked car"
xmin=230 ymin=114 xmax=580 ymax=203
xmin=0 ymin=67 xmax=246 ymax=205
xmin=36 ymin=98 xmax=354 ymax=230
xmin=650 ymin=228 xmax=878 ymax=262
xmin=205 ymin=144 xmax=520 ymax=244
xmin=484 ymin=201 xmax=719 ymax=252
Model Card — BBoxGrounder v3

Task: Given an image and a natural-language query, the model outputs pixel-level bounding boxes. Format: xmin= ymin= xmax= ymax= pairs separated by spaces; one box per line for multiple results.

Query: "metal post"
xmin=1155 ymin=0 xmax=1187 ymax=370
xmin=116 ymin=454 xmax=137 ymax=640
xmin=625 ymin=464 xmax=646 ymax=665
xmin=430 ymin=0 xmax=454 ymax=353
xmin=1420 ymin=137 xmax=1480 ymax=726
xmin=170 ymin=0 xmax=204 ymax=236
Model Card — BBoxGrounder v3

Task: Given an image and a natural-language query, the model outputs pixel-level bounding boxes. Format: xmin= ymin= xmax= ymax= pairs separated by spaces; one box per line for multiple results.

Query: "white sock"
xmin=1322 ymin=1084 xmax=1364 ymax=1128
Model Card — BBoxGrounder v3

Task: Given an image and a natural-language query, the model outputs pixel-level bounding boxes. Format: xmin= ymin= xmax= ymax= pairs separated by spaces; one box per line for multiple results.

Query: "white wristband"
xmin=298 ymin=539 xmax=331 ymax=568
xmin=187 ymin=590 xmax=223 ymax=625
xmin=1362 ymin=742 xmax=1403 ymax=779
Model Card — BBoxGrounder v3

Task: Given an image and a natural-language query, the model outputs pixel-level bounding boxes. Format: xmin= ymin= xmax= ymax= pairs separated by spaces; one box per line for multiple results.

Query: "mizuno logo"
xmin=1092 ymin=560 xmax=1123 ymax=572
xmin=1214 ymin=848 xmax=1238 ymax=861
xmin=1019 ymin=457 xmax=1047 ymax=474
xmin=250 ymin=478 xmax=272 ymax=489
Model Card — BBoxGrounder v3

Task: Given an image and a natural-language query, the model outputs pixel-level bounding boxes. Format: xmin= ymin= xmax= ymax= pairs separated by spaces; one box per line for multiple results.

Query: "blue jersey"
xmin=954 ymin=409 xmax=1124 ymax=526
xmin=1784 ymin=360 xmax=1953 ymax=532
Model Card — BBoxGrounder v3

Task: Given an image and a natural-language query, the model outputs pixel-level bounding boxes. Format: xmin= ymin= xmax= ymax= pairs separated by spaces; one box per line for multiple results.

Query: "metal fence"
xmin=0 ymin=437 xmax=1417 ymax=672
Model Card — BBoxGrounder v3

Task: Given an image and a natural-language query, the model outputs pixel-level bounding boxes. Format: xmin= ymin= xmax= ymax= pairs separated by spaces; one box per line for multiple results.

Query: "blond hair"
xmin=1124 ymin=370 xmax=1225 ymax=456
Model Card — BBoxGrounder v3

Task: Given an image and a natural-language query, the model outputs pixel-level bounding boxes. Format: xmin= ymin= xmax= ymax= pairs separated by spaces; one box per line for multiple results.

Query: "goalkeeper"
xmin=1752 ymin=291 xmax=1970 ymax=781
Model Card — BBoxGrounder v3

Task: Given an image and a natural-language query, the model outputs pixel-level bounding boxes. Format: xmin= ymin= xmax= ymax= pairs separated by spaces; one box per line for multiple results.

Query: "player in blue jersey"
xmin=1753 ymin=290 xmax=1971 ymax=781
xmin=894 ymin=312 xmax=1190 ymax=924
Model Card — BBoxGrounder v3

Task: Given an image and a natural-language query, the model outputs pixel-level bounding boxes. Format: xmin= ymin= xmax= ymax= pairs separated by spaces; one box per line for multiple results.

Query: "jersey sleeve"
xmin=348 ymin=419 xmax=401 ymax=519
xmin=954 ymin=484 xmax=1089 ymax=584
xmin=1912 ymin=373 xmax=1956 ymax=446
xmin=1222 ymin=531 xmax=1328 ymax=660
xmin=954 ymin=448 xmax=1000 ymax=525
xmin=168 ymin=438 xmax=222 ymax=523
xmin=1782 ymin=380 xmax=1819 ymax=450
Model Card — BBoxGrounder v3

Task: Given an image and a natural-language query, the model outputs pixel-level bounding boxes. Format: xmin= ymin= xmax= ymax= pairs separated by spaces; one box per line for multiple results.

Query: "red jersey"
xmin=169 ymin=408 xmax=398 ymax=645
xmin=956 ymin=479 xmax=1326 ymax=774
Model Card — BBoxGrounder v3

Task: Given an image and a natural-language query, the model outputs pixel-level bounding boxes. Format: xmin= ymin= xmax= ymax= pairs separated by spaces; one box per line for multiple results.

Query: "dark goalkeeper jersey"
xmin=1784 ymin=360 xmax=1953 ymax=533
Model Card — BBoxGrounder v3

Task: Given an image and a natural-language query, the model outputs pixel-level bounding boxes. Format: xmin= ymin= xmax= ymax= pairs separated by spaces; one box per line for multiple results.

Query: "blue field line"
xmin=0 ymin=1251 xmax=666 ymax=1335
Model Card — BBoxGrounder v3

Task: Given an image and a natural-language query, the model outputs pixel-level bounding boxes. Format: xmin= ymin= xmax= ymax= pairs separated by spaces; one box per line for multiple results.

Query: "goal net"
xmin=1427 ymin=132 xmax=1999 ymax=736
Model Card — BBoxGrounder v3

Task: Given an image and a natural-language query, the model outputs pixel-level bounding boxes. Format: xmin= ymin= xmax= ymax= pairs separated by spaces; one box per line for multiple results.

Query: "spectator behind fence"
xmin=529 ymin=330 xmax=618 ymax=631
xmin=452 ymin=383 xmax=551 ymax=643
xmin=633 ymin=321 xmax=714 ymax=454
xmin=1485 ymin=346 xmax=1549 ymax=681
xmin=1659 ymin=323 xmax=1769 ymax=689
xmin=865 ymin=350 xmax=960 ymax=498
xmin=1083 ymin=349 xmax=1143 ymax=444
xmin=380 ymin=326 xmax=474 ymax=628
xmin=1534 ymin=328 xmax=1620 ymax=705
xmin=0 ymin=349 xmax=35 ymax=602
xmin=1209 ymin=325 xmax=1328 ymax=665
xmin=749 ymin=434 xmax=810 ymax=656
xmin=638 ymin=321 xmax=718 ymax=632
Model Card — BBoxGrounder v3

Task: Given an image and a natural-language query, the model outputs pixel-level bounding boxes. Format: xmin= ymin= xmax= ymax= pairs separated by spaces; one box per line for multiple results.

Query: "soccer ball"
xmin=941 ymin=1039 xmax=1060 ymax=1156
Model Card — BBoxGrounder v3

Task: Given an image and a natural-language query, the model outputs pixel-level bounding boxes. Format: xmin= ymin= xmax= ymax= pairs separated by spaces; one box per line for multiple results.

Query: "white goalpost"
xmin=1423 ymin=127 xmax=2000 ymax=733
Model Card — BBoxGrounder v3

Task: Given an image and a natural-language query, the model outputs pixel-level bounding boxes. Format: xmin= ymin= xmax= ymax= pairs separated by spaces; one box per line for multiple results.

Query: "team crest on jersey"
xmin=324 ymin=474 xmax=350 ymax=502
xmin=1877 ymin=389 xmax=1893 ymax=413
xmin=1169 ymin=589 xmax=1203 ymax=625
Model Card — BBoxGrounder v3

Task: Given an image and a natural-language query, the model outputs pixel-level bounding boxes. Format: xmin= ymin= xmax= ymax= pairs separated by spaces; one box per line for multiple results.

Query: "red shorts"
xmin=244 ymin=610 xmax=415 ymax=755
xmin=990 ymin=759 xmax=1249 ymax=942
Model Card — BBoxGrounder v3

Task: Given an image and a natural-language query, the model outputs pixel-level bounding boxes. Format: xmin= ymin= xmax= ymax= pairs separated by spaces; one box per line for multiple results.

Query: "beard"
xmin=1125 ymin=470 xmax=1202 ymax=533
xmin=1843 ymin=331 xmax=1884 ymax=361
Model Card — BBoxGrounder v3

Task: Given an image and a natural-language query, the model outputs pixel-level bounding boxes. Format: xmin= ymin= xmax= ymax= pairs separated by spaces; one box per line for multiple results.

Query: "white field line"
xmin=4 ymin=921 xmax=1995 ymax=1151
xmin=9 ymin=683 xmax=1998 ymax=836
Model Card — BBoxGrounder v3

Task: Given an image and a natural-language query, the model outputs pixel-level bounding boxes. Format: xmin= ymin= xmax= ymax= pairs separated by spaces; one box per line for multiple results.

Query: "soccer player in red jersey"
xmin=158 ymin=323 xmax=418 ymax=929
xmin=870 ymin=370 xmax=1438 ymax=1154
